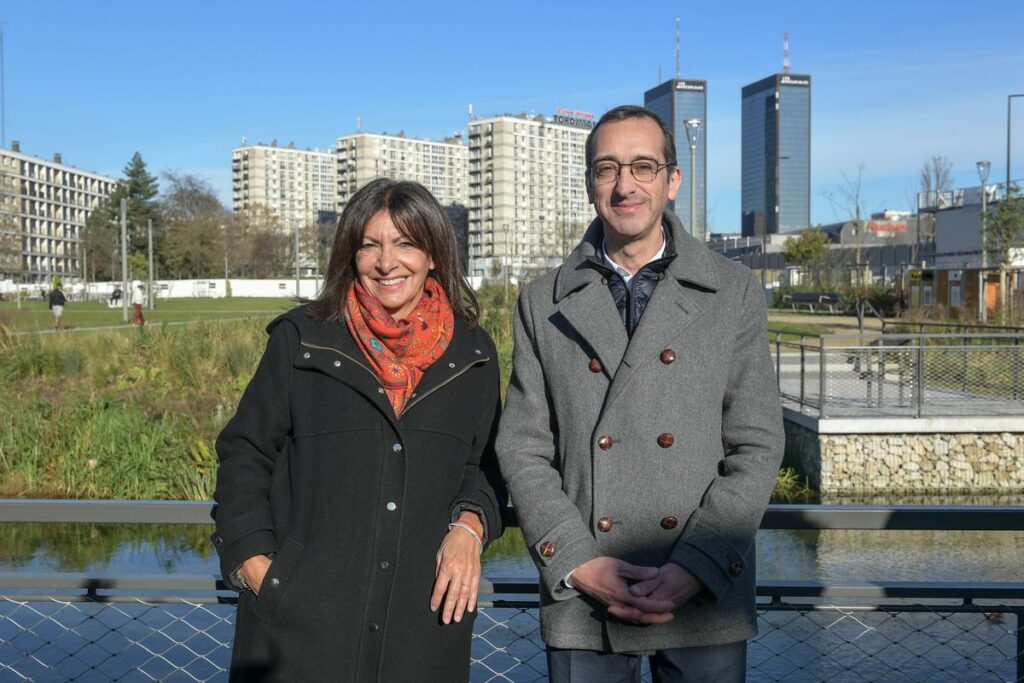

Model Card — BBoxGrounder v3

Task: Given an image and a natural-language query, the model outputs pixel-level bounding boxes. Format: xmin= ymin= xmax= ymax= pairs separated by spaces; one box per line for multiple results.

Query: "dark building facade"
xmin=644 ymin=79 xmax=707 ymax=240
xmin=741 ymin=73 xmax=811 ymax=237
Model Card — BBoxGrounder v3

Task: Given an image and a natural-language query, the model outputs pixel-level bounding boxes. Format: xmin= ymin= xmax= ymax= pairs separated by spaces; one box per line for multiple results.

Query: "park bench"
xmin=782 ymin=292 xmax=840 ymax=313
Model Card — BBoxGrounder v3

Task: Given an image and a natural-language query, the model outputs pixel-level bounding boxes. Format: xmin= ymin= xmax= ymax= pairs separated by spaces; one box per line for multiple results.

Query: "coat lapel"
xmin=556 ymin=281 xmax=628 ymax=378
xmin=601 ymin=212 xmax=723 ymax=412
xmin=553 ymin=220 xmax=629 ymax=378
xmin=605 ymin=278 xmax=708 ymax=410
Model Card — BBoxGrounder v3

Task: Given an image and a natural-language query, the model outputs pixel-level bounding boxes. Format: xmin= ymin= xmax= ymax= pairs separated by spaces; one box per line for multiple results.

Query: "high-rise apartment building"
xmin=741 ymin=73 xmax=811 ymax=237
xmin=335 ymin=133 xmax=468 ymax=209
xmin=0 ymin=142 xmax=118 ymax=283
xmin=645 ymin=79 xmax=707 ymax=240
xmin=231 ymin=143 xmax=337 ymax=234
xmin=467 ymin=112 xmax=592 ymax=281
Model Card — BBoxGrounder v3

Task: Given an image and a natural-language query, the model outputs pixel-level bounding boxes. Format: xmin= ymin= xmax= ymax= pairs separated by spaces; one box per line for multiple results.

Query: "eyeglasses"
xmin=589 ymin=159 xmax=675 ymax=184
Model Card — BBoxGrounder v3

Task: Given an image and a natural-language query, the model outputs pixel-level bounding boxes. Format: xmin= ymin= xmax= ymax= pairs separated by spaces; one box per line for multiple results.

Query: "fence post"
xmin=1017 ymin=610 xmax=1024 ymax=683
xmin=799 ymin=339 xmax=806 ymax=411
xmin=916 ymin=335 xmax=925 ymax=419
xmin=1014 ymin=338 xmax=1021 ymax=401
xmin=819 ymin=339 xmax=827 ymax=418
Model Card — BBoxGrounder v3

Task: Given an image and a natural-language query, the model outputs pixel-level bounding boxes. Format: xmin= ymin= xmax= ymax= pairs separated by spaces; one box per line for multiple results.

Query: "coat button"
xmin=386 ymin=502 xmax=397 ymax=511
xmin=597 ymin=436 xmax=613 ymax=450
xmin=588 ymin=358 xmax=602 ymax=373
xmin=597 ymin=517 xmax=613 ymax=532
xmin=269 ymin=577 xmax=280 ymax=588
xmin=368 ymin=623 xmax=380 ymax=633
xmin=729 ymin=560 xmax=744 ymax=577
xmin=333 ymin=360 xmax=341 ymax=367
xmin=539 ymin=541 xmax=556 ymax=558
xmin=380 ymin=561 xmax=389 ymax=570
xmin=660 ymin=516 xmax=679 ymax=530
xmin=303 ymin=352 xmax=311 ymax=359
xmin=392 ymin=443 xmax=402 ymax=452
xmin=657 ymin=433 xmax=675 ymax=448
xmin=660 ymin=349 xmax=676 ymax=364
xmin=377 ymin=387 xmax=385 ymax=394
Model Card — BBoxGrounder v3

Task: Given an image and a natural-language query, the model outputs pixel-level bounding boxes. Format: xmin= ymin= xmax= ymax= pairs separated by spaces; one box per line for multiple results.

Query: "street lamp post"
xmin=683 ymin=118 xmax=702 ymax=241
xmin=977 ymin=160 xmax=991 ymax=323
xmin=1008 ymin=94 xmax=1024 ymax=193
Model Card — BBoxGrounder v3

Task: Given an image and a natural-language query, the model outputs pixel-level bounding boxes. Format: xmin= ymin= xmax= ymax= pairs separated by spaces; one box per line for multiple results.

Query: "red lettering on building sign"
xmin=867 ymin=222 xmax=908 ymax=232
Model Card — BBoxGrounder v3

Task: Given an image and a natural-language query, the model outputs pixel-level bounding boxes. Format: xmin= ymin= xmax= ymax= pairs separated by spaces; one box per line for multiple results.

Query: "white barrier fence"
xmin=1 ymin=279 xmax=326 ymax=301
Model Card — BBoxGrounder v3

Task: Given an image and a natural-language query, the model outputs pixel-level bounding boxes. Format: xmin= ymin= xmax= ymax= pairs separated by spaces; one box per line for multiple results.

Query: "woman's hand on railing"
xmin=431 ymin=515 xmax=483 ymax=625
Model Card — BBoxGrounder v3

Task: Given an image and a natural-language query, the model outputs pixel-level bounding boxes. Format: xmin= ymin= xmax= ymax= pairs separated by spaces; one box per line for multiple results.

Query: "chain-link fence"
xmin=1 ymin=589 xmax=1021 ymax=682
xmin=773 ymin=333 xmax=1024 ymax=418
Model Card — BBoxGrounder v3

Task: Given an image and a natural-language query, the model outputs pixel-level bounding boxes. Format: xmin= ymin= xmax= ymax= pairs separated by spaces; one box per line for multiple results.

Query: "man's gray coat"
xmin=497 ymin=212 xmax=785 ymax=653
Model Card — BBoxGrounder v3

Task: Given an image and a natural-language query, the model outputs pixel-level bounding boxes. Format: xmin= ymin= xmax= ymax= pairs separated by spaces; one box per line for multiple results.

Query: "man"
xmin=497 ymin=105 xmax=784 ymax=682
xmin=48 ymin=283 xmax=67 ymax=331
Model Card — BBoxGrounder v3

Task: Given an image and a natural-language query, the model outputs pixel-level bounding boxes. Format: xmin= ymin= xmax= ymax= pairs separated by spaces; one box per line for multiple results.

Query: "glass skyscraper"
xmin=741 ymin=73 xmax=811 ymax=237
xmin=644 ymin=79 xmax=707 ymax=240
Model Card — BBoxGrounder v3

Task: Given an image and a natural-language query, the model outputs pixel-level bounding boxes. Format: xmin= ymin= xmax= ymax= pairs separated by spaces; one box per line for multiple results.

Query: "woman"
xmin=212 ymin=178 xmax=505 ymax=682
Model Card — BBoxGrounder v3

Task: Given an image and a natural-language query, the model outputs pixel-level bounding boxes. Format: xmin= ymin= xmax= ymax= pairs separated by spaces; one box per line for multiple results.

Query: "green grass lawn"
xmin=0 ymin=297 xmax=296 ymax=332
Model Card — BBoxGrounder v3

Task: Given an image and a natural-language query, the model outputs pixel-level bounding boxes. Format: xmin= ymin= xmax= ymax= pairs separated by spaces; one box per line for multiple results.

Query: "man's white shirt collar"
xmin=600 ymin=228 xmax=667 ymax=286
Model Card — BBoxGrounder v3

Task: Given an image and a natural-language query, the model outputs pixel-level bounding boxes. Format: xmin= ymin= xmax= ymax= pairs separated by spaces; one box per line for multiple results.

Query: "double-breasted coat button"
xmin=539 ymin=541 xmax=556 ymax=558
xmin=588 ymin=358 xmax=602 ymax=373
xmin=660 ymin=516 xmax=679 ymax=530
xmin=270 ymin=577 xmax=280 ymax=587
xmin=597 ymin=436 xmax=613 ymax=450
xmin=657 ymin=433 xmax=675 ymax=448
xmin=660 ymin=349 xmax=676 ymax=364
xmin=392 ymin=443 xmax=402 ymax=452
xmin=386 ymin=502 xmax=397 ymax=511
xmin=729 ymin=560 xmax=744 ymax=577
xmin=303 ymin=352 xmax=311 ymax=359
xmin=368 ymin=623 xmax=380 ymax=633
xmin=597 ymin=517 xmax=613 ymax=532
xmin=333 ymin=360 xmax=341 ymax=367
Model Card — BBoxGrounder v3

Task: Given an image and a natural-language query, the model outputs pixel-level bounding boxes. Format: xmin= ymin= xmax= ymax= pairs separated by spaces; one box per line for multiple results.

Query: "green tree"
xmin=122 ymin=152 xmax=160 ymax=252
xmin=783 ymin=227 xmax=830 ymax=282
xmin=984 ymin=184 xmax=1024 ymax=317
xmin=79 ymin=153 xmax=161 ymax=281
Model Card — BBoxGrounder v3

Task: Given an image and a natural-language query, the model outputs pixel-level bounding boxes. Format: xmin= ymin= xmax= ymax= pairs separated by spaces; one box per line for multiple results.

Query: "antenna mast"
xmin=783 ymin=31 xmax=791 ymax=74
xmin=675 ymin=17 xmax=681 ymax=79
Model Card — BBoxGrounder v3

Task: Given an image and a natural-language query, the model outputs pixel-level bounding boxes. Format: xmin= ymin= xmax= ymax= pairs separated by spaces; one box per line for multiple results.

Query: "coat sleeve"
xmin=211 ymin=320 xmax=297 ymax=589
xmin=450 ymin=337 xmax=507 ymax=548
xmin=497 ymin=287 xmax=601 ymax=600
xmin=668 ymin=270 xmax=784 ymax=601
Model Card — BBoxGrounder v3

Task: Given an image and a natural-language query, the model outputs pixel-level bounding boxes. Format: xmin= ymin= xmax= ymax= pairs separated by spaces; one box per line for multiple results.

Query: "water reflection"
xmin=2 ymin=494 xmax=1022 ymax=583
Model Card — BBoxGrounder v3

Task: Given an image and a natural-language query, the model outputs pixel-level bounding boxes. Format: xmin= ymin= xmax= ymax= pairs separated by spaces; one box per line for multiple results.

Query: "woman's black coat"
xmin=212 ymin=305 xmax=505 ymax=682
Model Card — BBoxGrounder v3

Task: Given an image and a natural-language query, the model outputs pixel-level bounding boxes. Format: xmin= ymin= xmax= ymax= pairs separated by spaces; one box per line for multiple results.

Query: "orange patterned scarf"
xmin=344 ymin=277 xmax=454 ymax=416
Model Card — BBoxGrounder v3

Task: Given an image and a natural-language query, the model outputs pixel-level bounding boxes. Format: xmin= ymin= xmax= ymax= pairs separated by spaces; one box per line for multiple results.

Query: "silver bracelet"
xmin=448 ymin=521 xmax=483 ymax=551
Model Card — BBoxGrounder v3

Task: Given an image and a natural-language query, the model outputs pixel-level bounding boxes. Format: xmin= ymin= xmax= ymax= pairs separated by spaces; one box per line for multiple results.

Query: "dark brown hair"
xmin=584 ymin=105 xmax=677 ymax=169
xmin=305 ymin=178 xmax=479 ymax=325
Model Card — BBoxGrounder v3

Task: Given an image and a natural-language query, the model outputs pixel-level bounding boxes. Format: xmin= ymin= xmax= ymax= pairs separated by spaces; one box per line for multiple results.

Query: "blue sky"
xmin=4 ymin=0 xmax=1023 ymax=233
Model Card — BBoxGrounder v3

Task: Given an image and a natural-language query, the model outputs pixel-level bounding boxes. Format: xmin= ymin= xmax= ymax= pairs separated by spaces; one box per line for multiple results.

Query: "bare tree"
xmin=920 ymin=156 xmax=954 ymax=195
xmin=823 ymin=164 xmax=869 ymax=285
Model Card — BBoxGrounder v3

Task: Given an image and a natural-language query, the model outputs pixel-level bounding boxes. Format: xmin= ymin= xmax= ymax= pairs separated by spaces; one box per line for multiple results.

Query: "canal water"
xmin=2 ymin=495 xmax=1022 ymax=584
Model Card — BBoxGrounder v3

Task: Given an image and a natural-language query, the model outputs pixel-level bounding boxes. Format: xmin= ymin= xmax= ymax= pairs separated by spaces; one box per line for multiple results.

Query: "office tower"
xmin=644 ymin=79 xmax=707 ymax=240
xmin=335 ymin=132 xmax=468 ymax=210
xmin=231 ymin=142 xmax=337 ymax=236
xmin=467 ymin=111 xmax=592 ymax=282
xmin=0 ymin=142 xmax=117 ymax=283
xmin=741 ymin=73 xmax=811 ymax=237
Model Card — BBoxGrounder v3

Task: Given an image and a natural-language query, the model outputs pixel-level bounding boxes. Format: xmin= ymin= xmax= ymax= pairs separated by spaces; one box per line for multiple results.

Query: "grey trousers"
xmin=546 ymin=641 xmax=747 ymax=683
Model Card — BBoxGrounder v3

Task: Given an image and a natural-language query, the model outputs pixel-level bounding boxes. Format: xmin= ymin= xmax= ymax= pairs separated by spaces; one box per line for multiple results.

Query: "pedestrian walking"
xmin=48 ymin=283 xmax=67 ymax=330
xmin=131 ymin=284 xmax=145 ymax=326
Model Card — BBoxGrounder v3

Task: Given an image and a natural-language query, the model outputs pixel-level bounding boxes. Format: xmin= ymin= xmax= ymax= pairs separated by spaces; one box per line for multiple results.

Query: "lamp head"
xmin=976 ymin=160 xmax=991 ymax=184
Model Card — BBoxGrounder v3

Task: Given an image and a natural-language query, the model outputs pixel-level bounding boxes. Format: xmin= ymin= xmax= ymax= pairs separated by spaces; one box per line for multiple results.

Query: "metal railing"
xmin=771 ymin=330 xmax=1024 ymax=418
xmin=0 ymin=501 xmax=1022 ymax=681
